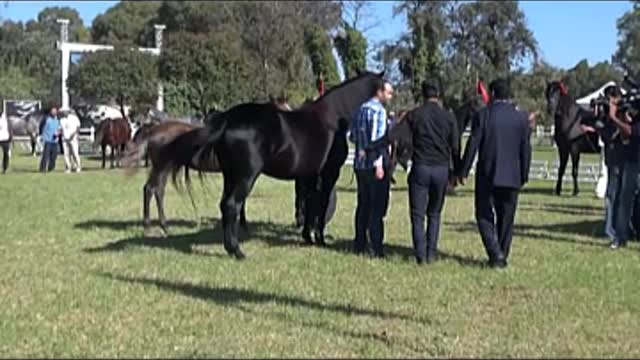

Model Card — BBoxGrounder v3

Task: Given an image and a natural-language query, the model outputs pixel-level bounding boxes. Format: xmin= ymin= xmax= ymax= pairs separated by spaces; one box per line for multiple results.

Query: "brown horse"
xmin=94 ymin=118 xmax=132 ymax=169
xmin=122 ymin=98 xmax=291 ymax=237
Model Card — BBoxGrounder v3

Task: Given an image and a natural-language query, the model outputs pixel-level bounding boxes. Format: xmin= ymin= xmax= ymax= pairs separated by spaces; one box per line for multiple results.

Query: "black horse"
xmin=167 ymin=71 xmax=385 ymax=259
xmin=545 ymin=81 xmax=601 ymax=196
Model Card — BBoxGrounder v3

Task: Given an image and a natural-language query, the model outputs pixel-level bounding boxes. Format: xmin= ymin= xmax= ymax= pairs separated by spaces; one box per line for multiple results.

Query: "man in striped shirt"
xmin=349 ymin=78 xmax=394 ymax=258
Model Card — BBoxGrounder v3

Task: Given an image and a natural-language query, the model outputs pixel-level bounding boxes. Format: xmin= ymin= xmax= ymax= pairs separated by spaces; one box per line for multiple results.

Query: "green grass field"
xmin=1 ymin=150 xmax=639 ymax=358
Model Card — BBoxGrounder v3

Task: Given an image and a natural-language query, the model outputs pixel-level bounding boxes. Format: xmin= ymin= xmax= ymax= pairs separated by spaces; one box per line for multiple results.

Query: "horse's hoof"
xmin=301 ymin=230 xmax=313 ymax=245
xmin=143 ymin=228 xmax=154 ymax=238
xmin=158 ymin=228 xmax=168 ymax=238
xmin=227 ymin=248 xmax=246 ymax=260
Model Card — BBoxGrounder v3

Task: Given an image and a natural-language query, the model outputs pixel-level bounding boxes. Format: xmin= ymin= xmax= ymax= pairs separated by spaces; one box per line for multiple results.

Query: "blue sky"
xmin=1 ymin=0 xmax=634 ymax=70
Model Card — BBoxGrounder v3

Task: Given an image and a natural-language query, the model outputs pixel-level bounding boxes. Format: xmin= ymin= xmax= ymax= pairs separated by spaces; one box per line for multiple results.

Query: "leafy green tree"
xmin=0 ymin=66 xmax=41 ymax=101
xmin=334 ymin=24 xmax=367 ymax=79
xmin=67 ymin=45 xmax=159 ymax=118
xmin=91 ymin=1 xmax=161 ymax=46
xmin=159 ymin=31 xmax=259 ymax=114
xmin=392 ymin=0 xmax=450 ymax=102
xmin=613 ymin=1 xmax=640 ymax=76
xmin=27 ymin=6 xmax=89 ymax=42
xmin=305 ymin=25 xmax=340 ymax=88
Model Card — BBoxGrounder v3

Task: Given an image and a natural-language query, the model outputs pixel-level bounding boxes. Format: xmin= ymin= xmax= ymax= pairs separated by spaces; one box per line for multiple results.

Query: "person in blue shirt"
xmin=349 ymin=78 xmax=394 ymax=258
xmin=39 ymin=105 xmax=62 ymax=172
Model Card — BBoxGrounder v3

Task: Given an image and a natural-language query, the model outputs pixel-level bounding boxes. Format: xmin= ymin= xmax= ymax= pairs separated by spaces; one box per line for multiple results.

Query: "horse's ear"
xmin=355 ymin=68 xmax=363 ymax=76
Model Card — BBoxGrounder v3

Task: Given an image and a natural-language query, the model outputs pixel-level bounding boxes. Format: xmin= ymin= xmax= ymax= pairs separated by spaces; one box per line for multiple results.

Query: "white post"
xmin=57 ymin=19 xmax=70 ymax=110
xmin=154 ymin=25 xmax=166 ymax=112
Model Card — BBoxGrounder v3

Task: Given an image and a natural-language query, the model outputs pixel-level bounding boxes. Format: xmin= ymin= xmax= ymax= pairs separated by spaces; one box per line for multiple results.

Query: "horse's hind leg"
xmin=30 ymin=137 xmax=37 ymax=157
xmin=219 ymin=173 xmax=259 ymax=259
xmin=154 ymin=169 xmax=170 ymax=236
xmin=570 ymin=149 xmax=581 ymax=196
xmin=143 ymin=183 xmax=154 ymax=236
xmin=556 ymin=145 xmax=569 ymax=196
xmin=110 ymin=145 xmax=116 ymax=169
xmin=101 ymin=144 xmax=107 ymax=169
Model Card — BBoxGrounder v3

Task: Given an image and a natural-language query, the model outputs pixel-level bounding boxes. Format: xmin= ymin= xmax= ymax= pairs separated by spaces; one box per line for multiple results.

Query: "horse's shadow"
xmin=97 ymin=272 xmax=432 ymax=326
xmin=81 ymin=218 xmax=301 ymax=256
xmin=80 ymin=217 xmax=488 ymax=267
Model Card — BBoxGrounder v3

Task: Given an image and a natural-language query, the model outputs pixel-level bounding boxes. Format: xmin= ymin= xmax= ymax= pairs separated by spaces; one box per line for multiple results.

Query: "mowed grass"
xmin=1 ymin=151 xmax=639 ymax=358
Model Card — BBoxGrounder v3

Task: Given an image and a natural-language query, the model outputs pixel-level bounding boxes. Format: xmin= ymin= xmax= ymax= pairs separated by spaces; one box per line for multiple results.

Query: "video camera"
xmin=591 ymin=74 xmax=640 ymax=115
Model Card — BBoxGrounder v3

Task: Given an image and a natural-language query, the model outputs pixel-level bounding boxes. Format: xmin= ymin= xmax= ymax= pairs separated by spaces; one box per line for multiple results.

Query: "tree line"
xmin=1 ymin=0 xmax=638 ymax=125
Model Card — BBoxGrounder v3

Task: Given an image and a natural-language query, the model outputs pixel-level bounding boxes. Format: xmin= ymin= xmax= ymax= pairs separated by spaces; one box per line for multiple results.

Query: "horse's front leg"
xmin=556 ymin=145 xmax=569 ymax=196
xmin=301 ymin=176 xmax=319 ymax=245
xmin=570 ymin=149 xmax=581 ymax=196
xmin=314 ymin=168 xmax=341 ymax=247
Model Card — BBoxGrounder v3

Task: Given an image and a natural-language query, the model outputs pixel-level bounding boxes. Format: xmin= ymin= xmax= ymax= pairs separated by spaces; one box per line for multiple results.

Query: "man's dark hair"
xmin=489 ymin=78 xmax=511 ymax=100
xmin=603 ymin=85 xmax=621 ymax=98
xmin=371 ymin=77 xmax=387 ymax=97
xmin=421 ymin=81 xmax=441 ymax=99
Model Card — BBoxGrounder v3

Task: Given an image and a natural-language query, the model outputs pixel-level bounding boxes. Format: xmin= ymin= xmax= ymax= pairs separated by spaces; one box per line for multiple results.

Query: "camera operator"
xmin=598 ymin=85 xmax=627 ymax=242
xmin=607 ymin=91 xmax=639 ymax=249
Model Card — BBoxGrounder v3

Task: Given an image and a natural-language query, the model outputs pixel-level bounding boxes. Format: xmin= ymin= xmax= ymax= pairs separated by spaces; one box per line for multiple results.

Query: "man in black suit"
xmin=455 ymin=78 xmax=533 ymax=268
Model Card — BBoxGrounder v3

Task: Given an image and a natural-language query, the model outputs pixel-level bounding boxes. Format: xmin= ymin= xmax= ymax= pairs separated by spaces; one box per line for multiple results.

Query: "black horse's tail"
xmin=93 ymin=120 xmax=107 ymax=150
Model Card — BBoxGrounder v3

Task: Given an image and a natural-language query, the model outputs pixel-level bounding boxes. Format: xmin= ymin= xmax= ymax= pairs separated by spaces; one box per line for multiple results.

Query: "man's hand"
xmin=528 ymin=111 xmax=540 ymax=122
xmin=581 ymin=125 xmax=596 ymax=133
xmin=609 ymin=99 xmax=618 ymax=119
xmin=375 ymin=165 xmax=385 ymax=180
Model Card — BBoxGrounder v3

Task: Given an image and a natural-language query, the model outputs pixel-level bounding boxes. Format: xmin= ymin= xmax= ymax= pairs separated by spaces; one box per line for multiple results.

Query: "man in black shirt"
xmin=366 ymin=81 xmax=460 ymax=264
xmin=406 ymin=83 xmax=460 ymax=264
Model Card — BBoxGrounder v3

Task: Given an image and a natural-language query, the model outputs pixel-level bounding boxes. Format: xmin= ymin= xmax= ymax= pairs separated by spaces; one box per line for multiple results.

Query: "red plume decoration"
xmin=558 ymin=81 xmax=568 ymax=96
xmin=477 ymin=80 xmax=490 ymax=105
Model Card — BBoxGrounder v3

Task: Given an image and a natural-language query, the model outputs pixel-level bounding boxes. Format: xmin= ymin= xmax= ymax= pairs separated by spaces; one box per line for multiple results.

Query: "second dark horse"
xmin=545 ymin=81 xmax=601 ymax=196
xmin=167 ymin=71 xmax=385 ymax=259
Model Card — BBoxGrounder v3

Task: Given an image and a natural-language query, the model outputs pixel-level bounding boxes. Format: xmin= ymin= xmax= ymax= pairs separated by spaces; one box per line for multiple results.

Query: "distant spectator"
xmin=0 ymin=111 xmax=12 ymax=174
xmin=60 ymin=112 xmax=82 ymax=173
xmin=39 ymin=106 xmax=62 ymax=173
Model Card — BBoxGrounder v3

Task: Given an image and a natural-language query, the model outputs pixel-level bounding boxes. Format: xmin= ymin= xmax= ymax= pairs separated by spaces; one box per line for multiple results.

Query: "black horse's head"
xmin=545 ymin=80 xmax=569 ymax=116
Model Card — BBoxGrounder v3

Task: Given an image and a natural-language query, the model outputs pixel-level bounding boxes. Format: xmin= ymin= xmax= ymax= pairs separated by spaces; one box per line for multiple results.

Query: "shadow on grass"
xmin=98 ymin=272 xmax=433 ymax=326
xmin=81 ymin=217 xmax=488 ymax=268
xmin=444 ymin=220 xmax=607 ymax=249
xmin=520 ymin=201 xmax=602 ymax=216
xmin=82 ymin=218 xmax=301 ymax=256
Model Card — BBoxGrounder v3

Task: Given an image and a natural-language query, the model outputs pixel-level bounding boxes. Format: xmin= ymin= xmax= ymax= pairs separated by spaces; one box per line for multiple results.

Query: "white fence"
xmin=11 ymin=124 xmax=602 ymax=183
xmin=344 ymin=150 xmax=602 ymax=184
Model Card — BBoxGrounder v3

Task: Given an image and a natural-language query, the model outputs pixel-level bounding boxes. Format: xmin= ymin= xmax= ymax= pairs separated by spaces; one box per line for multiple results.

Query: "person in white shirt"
xmin=59 ymin=111 xmax=82 ymax=173
xmin=0 ymin=111 xmax=12 ymax=174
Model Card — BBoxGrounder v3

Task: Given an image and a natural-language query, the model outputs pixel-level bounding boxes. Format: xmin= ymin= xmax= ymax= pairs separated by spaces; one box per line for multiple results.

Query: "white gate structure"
xmin=55 ymin=18 xmax=166 ymax=112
